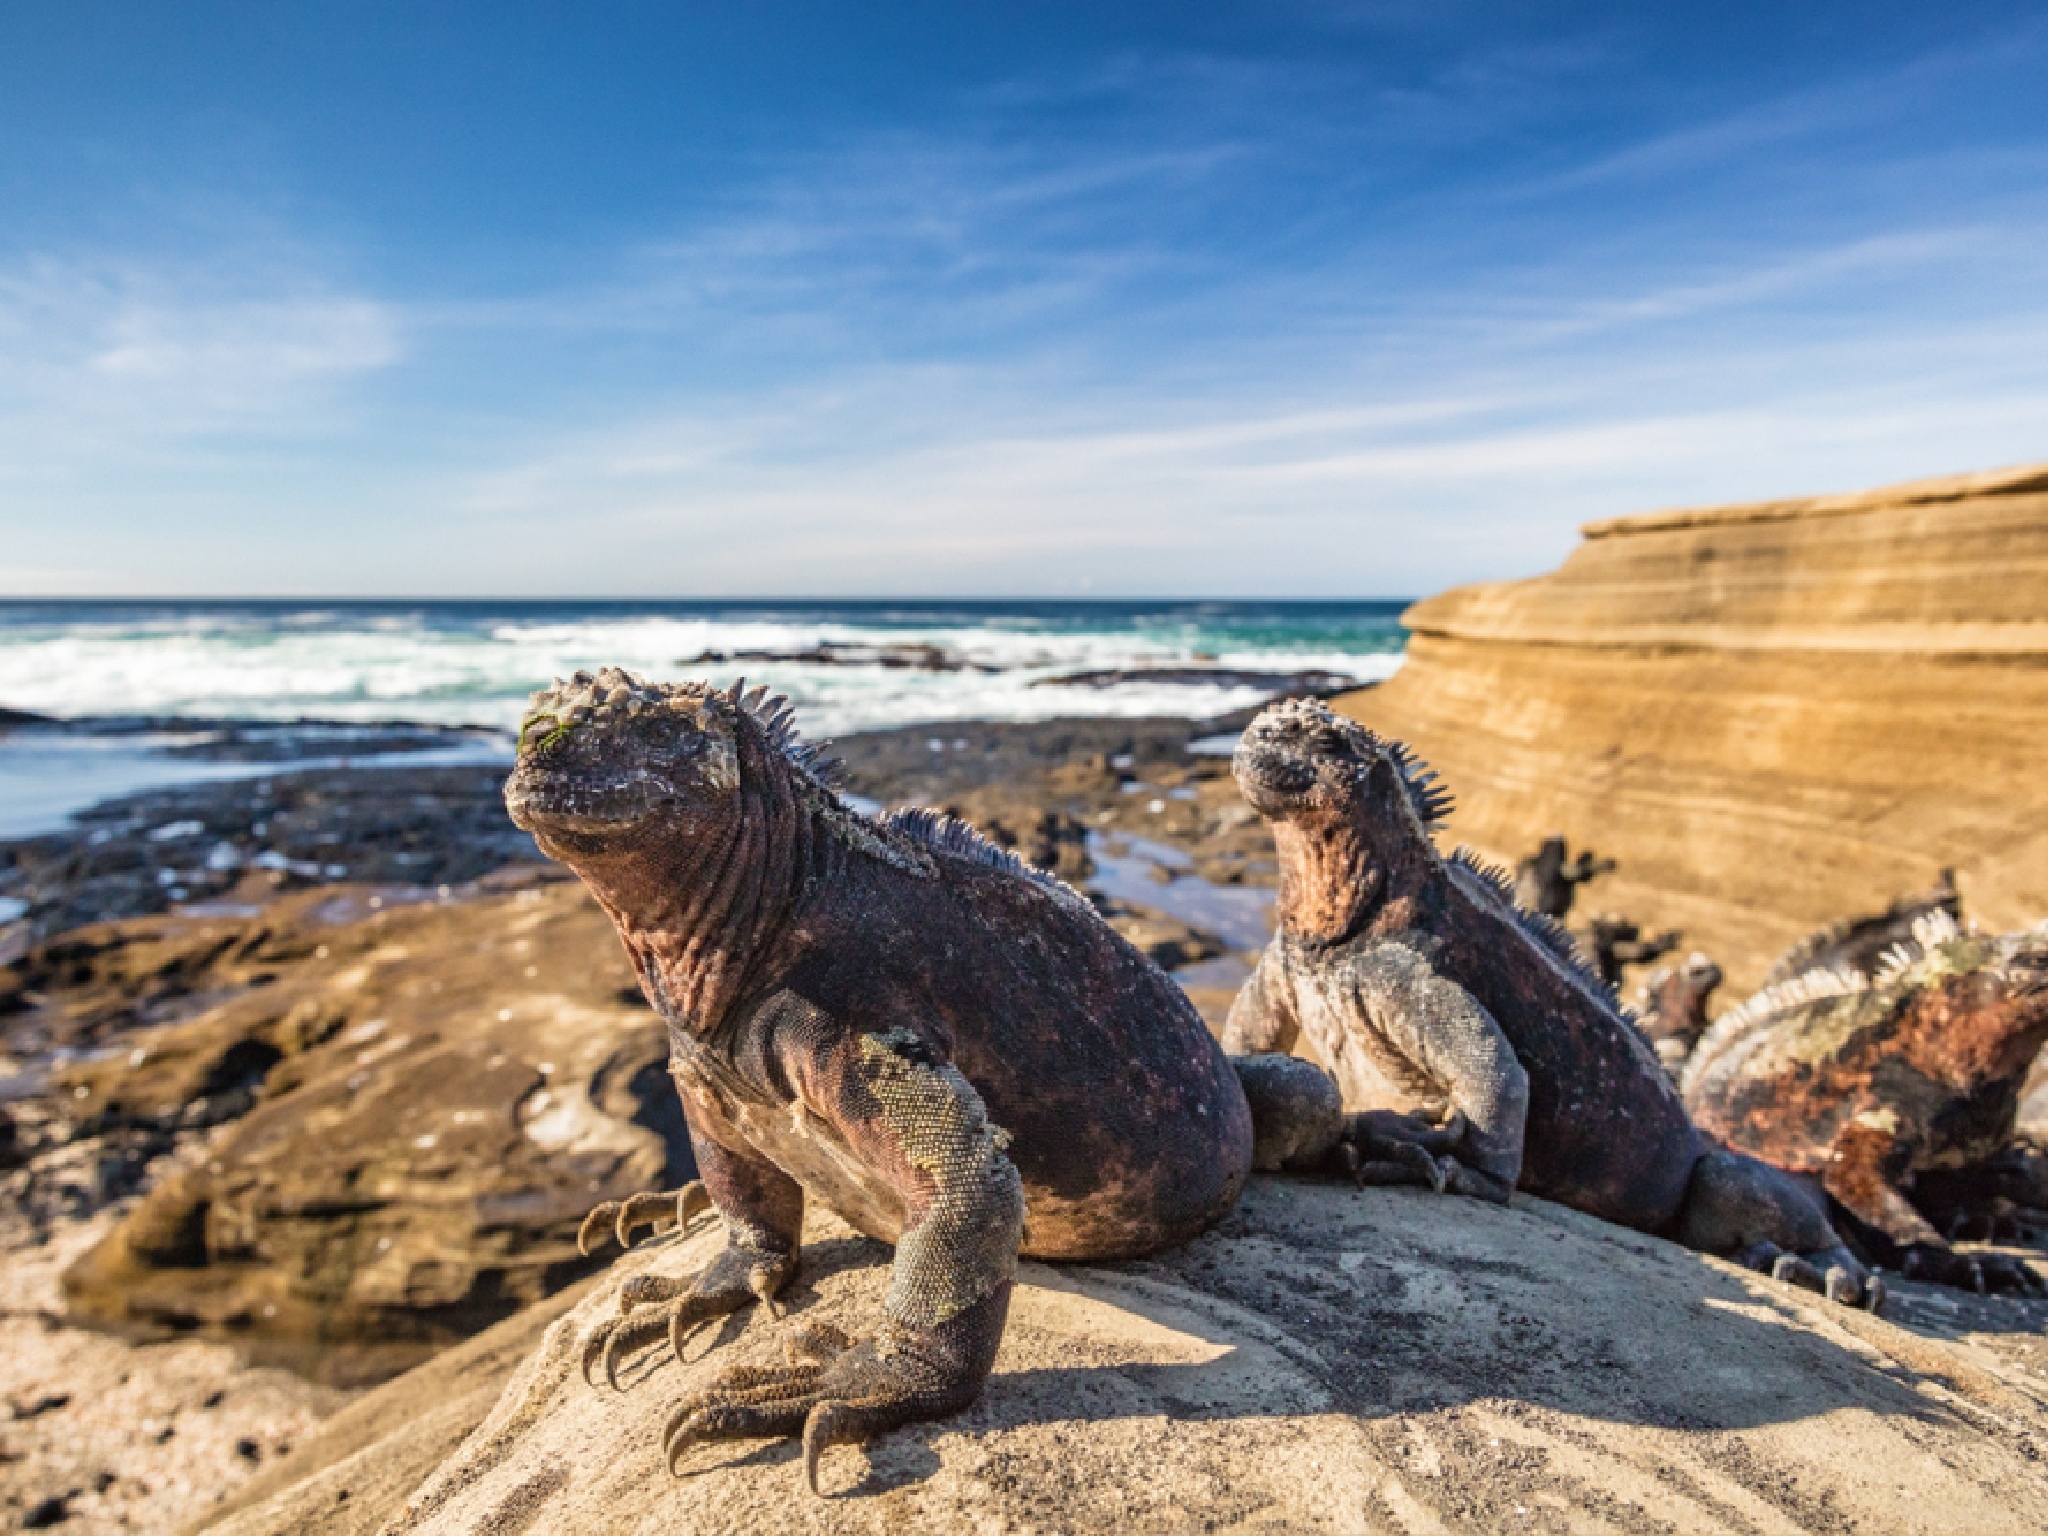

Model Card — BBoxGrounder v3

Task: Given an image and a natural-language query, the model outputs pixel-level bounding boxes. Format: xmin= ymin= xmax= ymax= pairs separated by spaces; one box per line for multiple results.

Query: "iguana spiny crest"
xmin=1683 ymin=911 xmax=2048 ymax=1089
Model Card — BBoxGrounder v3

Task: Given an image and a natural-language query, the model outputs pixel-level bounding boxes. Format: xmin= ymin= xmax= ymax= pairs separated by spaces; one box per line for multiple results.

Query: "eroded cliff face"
xmin=1337 ymin=462 xmax=2048 ymax=996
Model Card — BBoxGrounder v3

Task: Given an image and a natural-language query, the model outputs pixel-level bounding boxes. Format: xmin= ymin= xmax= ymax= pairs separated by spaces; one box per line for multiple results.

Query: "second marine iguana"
xmin=503 ymin=669 xmax=1339 ymax=1493
xmin=1683 ymin=910 xmax=2048 ymax=1294
xmin=1220 ymin=699 xmax=1880 ymax=1308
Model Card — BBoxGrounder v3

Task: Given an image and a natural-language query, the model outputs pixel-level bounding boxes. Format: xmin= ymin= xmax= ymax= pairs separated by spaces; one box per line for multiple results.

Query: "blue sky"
xmin=1 ymin=2 xmax=2044 ymax=597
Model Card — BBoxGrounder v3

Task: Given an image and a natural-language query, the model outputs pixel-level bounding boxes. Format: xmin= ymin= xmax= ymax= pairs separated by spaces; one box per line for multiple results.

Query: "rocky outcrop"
xmin=47 ymin=883 xmax=690 ymax=1385
xmin=188 ymin=1181 xmax=2048 ymax=1535
xmin=1337 ymin=463 xmax=2048 ymax=995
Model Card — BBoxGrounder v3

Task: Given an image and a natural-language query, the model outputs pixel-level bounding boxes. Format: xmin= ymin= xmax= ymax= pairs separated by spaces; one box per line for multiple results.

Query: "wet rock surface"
xmin=683 ymin=641 xmax=997 ymax=672
xmin=1032 ymin=665 xmax=1359 ymax=692
xmin=1 ymin=763 xmax=537 ymax=950
xmin=11 ymin=881 xmax=688 ymax=1386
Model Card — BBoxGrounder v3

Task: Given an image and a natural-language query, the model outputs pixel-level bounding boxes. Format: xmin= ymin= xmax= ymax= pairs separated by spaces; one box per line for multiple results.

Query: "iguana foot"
xmin=1344 ymin=1113 xmax=1513 ymax=1202
xmin=580 ymin=1239 xmax=798 ymax=1390
xmin=577 ymin=1181 xmax=712 ymax=1256
xmin=1901 ymin=1244 xmax=2045 ymax=1296
xmin=1339 ymin=1110 xmax=1503 ymax=1197
xmin=1337 ymin=1137 xmax=1447 ymax=1192
xmin=1942 ymin=1205 xmax=2047 ymax=1245
xmin=663 ymin=1288 xmax=1005 ymax=1497
xmin=1732 ymin=1241 xmax=1885 ymax=1313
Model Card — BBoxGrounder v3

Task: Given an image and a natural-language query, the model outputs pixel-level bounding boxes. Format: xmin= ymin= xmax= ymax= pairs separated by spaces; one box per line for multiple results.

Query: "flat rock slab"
xmin=204 ymin=1179 xmax=2048 ymax=1536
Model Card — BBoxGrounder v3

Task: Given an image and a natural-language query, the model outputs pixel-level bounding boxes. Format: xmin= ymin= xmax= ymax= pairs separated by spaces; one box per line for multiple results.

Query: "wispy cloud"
xmin=3 ymin=11 xmax=2047 ymax=596
xmin=0 ymin=254 xmax=400 ymax=437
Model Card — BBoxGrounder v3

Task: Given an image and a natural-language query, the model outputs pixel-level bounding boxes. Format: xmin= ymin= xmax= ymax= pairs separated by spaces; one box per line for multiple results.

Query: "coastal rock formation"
xmin=188 ymin=1182 xmax=2048 ymax=1535
xmin=50 ymin=883 xmax=691 ymax=1384
xmin=1336 ymin=463 xmax=2048 ymax=996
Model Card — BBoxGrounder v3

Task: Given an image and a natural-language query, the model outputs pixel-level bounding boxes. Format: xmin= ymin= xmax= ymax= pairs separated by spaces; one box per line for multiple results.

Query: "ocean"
xmin=0 ymin=599 xmax=1407 ymax=838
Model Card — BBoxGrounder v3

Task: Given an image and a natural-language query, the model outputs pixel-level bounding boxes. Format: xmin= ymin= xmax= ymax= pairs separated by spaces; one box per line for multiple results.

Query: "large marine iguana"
xmin=502 ymin=669 xmax=1339 ymax=1493
xmin=1219 ymin=699 xmax=1880 ymax=1307
xmin=1682 ymin=910 xmax=2048 ymax=1293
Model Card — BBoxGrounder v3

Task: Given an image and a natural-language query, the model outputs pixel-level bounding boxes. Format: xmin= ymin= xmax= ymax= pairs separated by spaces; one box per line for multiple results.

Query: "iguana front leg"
xmin=1223 ymin=947 xmax=1300 ymax=1055
xmin=1344 ymin=939 xmax=1529 ymax=1203
xmin=663 ymin=1025 xmax=1025 ymax=1494
xmin=1226 ymin=947 xmax=1449 ymax=1187
xmin=581 ymin=1127 xmax=805 ymax=1388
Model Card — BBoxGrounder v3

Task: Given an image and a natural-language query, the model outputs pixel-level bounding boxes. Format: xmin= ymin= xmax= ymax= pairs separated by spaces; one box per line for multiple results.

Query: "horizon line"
xmin=0 ymin=593 xmax=1423 ymax=606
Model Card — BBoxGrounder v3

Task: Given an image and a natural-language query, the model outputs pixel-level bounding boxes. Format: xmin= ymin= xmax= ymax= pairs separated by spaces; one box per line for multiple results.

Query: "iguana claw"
xmin=576 ymin=1181 xmax=712 ymax=1256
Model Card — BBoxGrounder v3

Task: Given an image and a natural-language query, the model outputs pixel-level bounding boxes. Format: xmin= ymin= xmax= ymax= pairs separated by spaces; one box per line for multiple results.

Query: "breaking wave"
xmin=0 ymin=600 xmax=1407 ymax=739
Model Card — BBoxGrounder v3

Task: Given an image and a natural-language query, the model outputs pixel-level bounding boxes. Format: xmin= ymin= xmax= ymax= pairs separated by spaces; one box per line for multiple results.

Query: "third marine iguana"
xmin=503 ymin=669 xmax=1340 ymax=1493
xmin=1220 ymin=698 xmax=1881 ymax=1308
xmin=1683 ymin=908 xmax=2048 ymax=1294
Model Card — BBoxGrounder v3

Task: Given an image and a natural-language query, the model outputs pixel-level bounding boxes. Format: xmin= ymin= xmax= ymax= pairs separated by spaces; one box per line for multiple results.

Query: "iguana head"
xmin=1637 ymin=952 xmax=1723 ymax=1051
xmin=1233 ymin=698 xmax=1452 ymax=836
xmin=1233 ymin=699 xmax=1454 ymax=942
xmin=504 ymin=668 xmax=741 ymax=856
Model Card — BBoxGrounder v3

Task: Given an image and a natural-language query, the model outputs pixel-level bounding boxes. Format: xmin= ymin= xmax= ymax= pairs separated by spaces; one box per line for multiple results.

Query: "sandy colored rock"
xmin=194 ymin=1179 xmax=2048 ymax=1536
xmin=1335 ymin=462 xmax=2048 ymax=997
xmin=0 ymin=1206 xmax=345 ymax=1535
xmin=51 ymin=882 xmax=689 ymax=1384
xmin=172 ymin=1279 xmax=600 ymax=1536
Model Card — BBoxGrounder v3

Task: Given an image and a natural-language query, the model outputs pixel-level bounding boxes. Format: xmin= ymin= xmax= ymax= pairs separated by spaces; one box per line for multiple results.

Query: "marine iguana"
xmin=503 ymin=669 xmax=1339 ymax=1493
xmin=1220 ymin=699 xmax=1879 ymax=1307
xmin=1634 ymin=952 xmax=1724 ymax=1078
xmin=1585 ymin=914 xmax=1681 ymax=990
xmin=1512 ymin=835 xmax=1612 ymax=920
xmin=1682 ymin=910 xmax=2048 ymax=1294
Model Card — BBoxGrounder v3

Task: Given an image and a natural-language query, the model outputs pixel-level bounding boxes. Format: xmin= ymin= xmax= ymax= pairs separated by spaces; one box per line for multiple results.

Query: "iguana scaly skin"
xmin=1221 ymin=699 xmax=1880 ymax=1308
xmin=503 ymin=669 xmax=1336 ymax=1493
xmin=1683 ymin=910 xmax=2048 ymax=1294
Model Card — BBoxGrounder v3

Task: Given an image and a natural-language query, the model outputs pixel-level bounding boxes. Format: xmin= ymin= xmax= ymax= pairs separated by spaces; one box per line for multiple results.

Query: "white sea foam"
xmin=0 ymin=606 xmax=1405 ymax=739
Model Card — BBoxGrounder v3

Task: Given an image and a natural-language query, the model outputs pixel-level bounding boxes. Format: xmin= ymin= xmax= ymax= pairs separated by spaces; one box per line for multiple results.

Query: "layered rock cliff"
xmin=1337 ymin=462 xmax=2048 ymax=995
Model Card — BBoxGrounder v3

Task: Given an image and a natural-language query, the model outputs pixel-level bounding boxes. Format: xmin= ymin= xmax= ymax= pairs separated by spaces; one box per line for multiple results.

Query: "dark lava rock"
xmin=1 ymin=764 xmax=540 ymax=946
